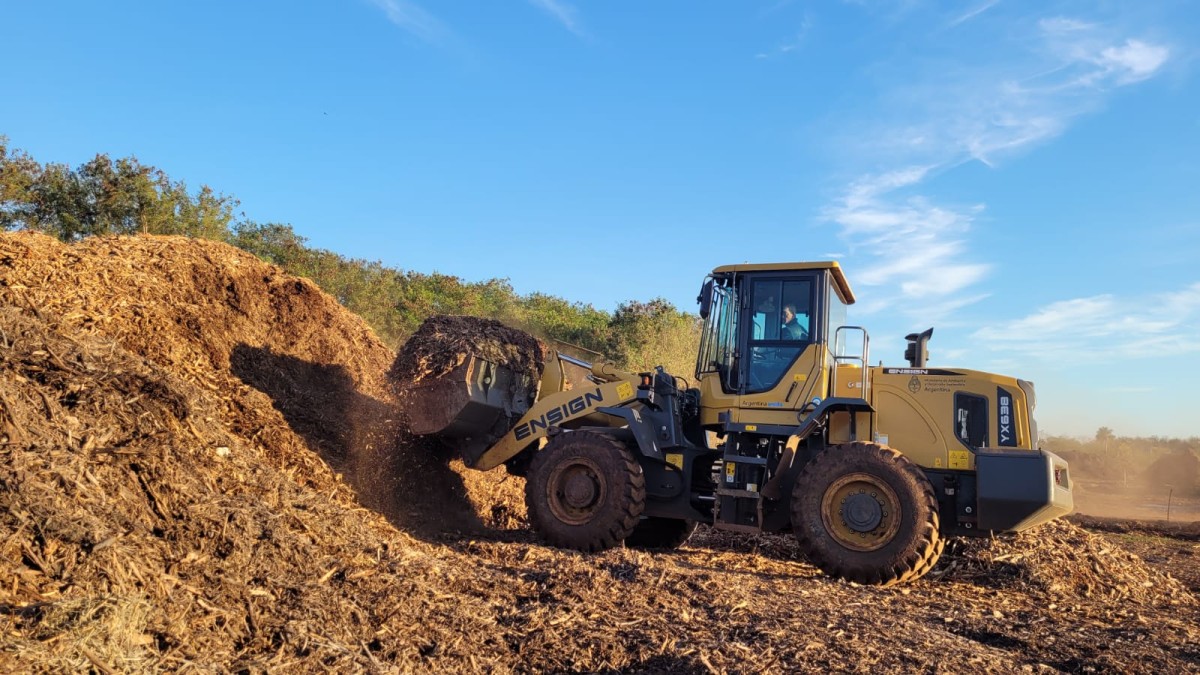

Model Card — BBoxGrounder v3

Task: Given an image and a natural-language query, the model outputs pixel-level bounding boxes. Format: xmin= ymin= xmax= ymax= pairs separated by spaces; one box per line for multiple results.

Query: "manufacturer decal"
xmin=997 ymin=386 xmax=1017 ymax=446
xmin=513 ymin=387 xmax=605 ymax=441
xmin=885 ymin=368 xmax=962 ymax=376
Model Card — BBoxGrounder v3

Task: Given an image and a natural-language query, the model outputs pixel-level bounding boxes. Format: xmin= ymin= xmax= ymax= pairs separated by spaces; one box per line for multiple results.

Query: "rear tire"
xmin=525 ymin=431 xmax=646 ymax=552
xmin=791 ymin=442 xmax=942 ymax=586
xmin=625 ymin=517 xmax=696 ymax=550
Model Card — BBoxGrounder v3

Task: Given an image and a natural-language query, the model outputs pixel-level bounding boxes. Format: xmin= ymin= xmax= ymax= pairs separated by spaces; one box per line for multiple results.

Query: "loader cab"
xmin=696 ymin=262 xmax=856 ymax=427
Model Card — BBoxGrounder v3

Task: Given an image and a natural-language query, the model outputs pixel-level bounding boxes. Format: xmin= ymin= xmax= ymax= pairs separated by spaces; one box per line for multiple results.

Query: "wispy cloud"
xmin=756 ymin=13 xmax=814 ymax=59
xmin=862 ymin=21 xmax=1172 ymax=169
xmin=823 ymin=8 xmax=1172 ymax=318
xmin=528 ymin=0 xmax=584 ymax=36
xmin=1097 ymin=39 xmax=1170 ymax=84
xmin=368 ymin=0 xmax=450 ymax=44
xmin=948 ymin=0 xmax=1000 ymax=28
xmin=971 ymin=283 xmax=1200 ymax=362
xmin=825 ymin=167 xmax=990 ymax=320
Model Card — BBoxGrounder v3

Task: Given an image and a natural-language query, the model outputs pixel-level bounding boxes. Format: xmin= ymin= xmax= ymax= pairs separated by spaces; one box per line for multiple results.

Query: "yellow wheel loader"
xmin=414 ymin=262 xmax=1073 ymax=585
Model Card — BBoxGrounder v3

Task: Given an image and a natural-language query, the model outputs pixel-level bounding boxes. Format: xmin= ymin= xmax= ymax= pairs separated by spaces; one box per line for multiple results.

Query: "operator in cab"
xmin=781 ymin=304 xmax=808 ymax=341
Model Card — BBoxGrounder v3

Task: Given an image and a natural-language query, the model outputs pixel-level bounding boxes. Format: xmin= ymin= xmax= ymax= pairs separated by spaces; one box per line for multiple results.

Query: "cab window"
xmin=745 ymin=278 xmax=813 ymax=393
xmin=955 ymin=393 xmax=988 ymax=449
xmin=827 ymin=280 xmax=848 ymax=355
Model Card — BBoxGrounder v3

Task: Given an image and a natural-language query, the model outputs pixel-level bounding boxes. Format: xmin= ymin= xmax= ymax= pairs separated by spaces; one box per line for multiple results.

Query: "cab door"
xmin=734 ymin=274 xmax=828 ymax=425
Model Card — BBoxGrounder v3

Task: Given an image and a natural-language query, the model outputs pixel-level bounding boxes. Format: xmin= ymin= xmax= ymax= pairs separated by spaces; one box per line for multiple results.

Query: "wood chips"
xmin=387 ymin=315 xmax=544 ymax=438
xmin=388 ymin=315 xmax=544 ymax=385
xmin=1 ymin=232 xmax=1197 ymax=673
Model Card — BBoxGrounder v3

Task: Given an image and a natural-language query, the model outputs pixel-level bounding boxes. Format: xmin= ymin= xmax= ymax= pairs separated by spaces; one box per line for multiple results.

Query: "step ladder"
xmin=714 ymin=441 xmax=768 ymax=532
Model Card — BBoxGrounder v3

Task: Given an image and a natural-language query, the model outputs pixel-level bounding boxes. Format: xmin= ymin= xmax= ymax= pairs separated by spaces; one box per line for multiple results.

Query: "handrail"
xmin=832 ymin=326 xmax=870 ymax=402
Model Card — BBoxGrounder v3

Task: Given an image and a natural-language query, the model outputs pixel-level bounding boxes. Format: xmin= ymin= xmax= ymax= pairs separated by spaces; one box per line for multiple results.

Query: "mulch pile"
xmin=0 ymin=305 xmax=498 ymax=671
xmin=939 ymin=519 xmax=1194 ymax=604
xmin=0 ymin=232 xmax=523 ymax=534
xmin=1 ymin=232 xmax=1197 ymax=673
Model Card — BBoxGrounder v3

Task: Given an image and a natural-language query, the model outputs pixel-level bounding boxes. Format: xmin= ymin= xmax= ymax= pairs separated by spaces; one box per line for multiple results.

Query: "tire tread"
xmin=792 ymin=441 xmax=943 ymax=586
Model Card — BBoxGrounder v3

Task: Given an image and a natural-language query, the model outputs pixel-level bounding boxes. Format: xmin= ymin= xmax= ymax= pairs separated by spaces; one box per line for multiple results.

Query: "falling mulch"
xmin=2 ymin=232 xmax=1198 ymax=673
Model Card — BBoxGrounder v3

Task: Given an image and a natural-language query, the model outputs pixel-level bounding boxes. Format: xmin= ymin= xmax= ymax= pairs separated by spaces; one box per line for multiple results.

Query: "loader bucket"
xmin=401 ymin=355 xmax=536 ymax=441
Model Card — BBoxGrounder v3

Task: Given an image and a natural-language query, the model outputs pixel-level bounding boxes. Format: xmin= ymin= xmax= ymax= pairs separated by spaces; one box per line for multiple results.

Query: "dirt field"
xmin=1071 ymin=478 xmax=1200 ymax=523
xmin=1 ymin=232 xmax=1197 ymax=673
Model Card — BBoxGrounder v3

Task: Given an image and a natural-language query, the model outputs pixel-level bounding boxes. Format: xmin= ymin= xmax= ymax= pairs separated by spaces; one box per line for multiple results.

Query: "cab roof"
xmin=710 ymin=261 xmax=856 ymax=304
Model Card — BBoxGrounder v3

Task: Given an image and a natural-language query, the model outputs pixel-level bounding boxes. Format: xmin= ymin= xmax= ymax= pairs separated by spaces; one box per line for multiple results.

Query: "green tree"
xmin=0 ymin=137 xmax=236 ymax=240
xmin=608 ymin=298 xmax=701 ymax=378
xmin=230 ymin=221 xmax=312 ymax=266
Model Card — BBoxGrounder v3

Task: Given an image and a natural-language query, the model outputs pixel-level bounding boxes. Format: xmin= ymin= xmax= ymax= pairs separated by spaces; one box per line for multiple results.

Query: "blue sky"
xmin=3 ymin=1 xmax=1198 ymax=439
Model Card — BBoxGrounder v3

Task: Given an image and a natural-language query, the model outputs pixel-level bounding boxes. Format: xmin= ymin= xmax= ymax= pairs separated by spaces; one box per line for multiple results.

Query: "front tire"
xmin=791 ymin=442 xmax=942 ymax=586
xmin=525 ymin=431 xmax=646 ymax=552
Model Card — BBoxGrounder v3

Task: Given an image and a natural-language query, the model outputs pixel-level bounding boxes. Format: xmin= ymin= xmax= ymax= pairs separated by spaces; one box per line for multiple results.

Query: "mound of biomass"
xmin=0 ymin=231 xmax=521 ymax=533
xmin=0 ymin=305 xmax=508 ymax=671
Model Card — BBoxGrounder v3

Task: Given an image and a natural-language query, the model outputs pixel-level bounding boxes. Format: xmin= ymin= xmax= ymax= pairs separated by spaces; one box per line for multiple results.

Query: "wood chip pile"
xmin=1 ymin=232 xmax=1197 ymax=673
xmin=0 ymin=305 xmax=501 ymax=671
xmin=938 ymin=519 xmax=1193 ymax=605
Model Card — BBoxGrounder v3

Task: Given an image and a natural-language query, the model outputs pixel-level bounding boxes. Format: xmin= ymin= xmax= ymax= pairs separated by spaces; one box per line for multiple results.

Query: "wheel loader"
xmin=409 ymin=262 xmax=1073 ymax=585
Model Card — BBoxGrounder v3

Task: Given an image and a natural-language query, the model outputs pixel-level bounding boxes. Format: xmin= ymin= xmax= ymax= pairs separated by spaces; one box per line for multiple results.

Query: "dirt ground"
xmin=1 ymin=232 xmax=1197 ymax=674
xmin=1070 ymin=477 xmax=1200 ymax=523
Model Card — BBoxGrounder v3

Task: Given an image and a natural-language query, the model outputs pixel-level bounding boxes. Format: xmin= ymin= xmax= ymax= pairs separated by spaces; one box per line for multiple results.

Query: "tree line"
xmin=0 ymin=137 xmax=700 ymax=376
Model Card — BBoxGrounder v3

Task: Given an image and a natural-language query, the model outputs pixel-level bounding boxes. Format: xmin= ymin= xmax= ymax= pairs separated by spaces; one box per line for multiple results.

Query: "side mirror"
xmin=697 ymin=279 xmax=713 ymax=319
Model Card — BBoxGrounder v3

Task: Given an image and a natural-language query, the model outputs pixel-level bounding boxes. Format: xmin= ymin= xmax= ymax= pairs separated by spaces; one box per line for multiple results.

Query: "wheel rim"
xmin=820 ymin=472 xmax=901 ymax=552
xmin=547 ymin=458 xmax=607 ymax=525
